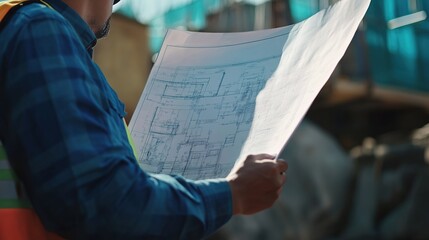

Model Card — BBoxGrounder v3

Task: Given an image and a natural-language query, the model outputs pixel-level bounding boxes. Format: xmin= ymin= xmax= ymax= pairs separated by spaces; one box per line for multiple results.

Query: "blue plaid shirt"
xmin=0 ymin=0 xmax=232 ymax=239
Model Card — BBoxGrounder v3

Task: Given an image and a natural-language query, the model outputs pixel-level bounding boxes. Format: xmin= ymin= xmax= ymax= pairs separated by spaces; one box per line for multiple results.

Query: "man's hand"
xmin=226 ymin=154 xmax=288 ymax=215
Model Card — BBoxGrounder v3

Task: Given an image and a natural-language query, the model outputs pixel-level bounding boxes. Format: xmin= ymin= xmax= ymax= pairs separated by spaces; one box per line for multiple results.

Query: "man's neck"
xmin=61 ymin=0 xmax=112 ymax=36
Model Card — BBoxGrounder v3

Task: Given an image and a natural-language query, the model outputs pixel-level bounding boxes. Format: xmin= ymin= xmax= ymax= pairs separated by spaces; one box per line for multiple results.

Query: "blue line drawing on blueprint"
xmin=131 ymin=53 xmax=281 ymax=180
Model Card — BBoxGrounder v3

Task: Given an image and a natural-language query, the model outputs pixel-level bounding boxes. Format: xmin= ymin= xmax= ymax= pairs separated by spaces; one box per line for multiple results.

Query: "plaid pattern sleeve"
xmin=0 ymin=1 xmax=232 ymax=239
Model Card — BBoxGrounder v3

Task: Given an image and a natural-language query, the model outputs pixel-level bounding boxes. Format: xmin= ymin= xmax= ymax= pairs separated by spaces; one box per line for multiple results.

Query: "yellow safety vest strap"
xmin=0 ymin=0 xmax=52 ymax=32
xmin=123 ymin=119 xmax=139 ymax=159
xmin=0 ymin=0 xmax=33 ymax=22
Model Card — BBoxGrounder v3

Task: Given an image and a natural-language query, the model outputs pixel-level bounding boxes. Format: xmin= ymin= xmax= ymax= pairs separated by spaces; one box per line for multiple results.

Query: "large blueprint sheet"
xmin=129 ymin=0 xmax=371 ymax=179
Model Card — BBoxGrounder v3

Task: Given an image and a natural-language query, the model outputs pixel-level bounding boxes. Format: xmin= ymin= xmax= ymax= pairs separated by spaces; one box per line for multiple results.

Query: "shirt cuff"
xmin=194 ymin=178 xmax=233 ymax=237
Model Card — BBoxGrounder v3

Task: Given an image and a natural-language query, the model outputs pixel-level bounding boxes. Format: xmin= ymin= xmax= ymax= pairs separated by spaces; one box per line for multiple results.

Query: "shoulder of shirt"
xmin=10 ymin=2 xmax=69 ymax=28
xmin=0 ymin=2 xmax=74 ymax=66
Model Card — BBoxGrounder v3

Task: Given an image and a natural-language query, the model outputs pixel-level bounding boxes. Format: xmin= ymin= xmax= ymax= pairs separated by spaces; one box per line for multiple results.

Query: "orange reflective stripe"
xmin=0 ymin=209 xmax=63 ymax=240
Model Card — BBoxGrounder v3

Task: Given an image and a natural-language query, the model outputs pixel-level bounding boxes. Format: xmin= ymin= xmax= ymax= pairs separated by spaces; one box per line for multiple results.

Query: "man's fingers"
xmin=276 ymin=159 xmax=288 ymax=185
xmin=276 ymin=159 xmax=288 ymax=173
xmin=230 ymin=153 xmax=289 ymax=215
xmin=247 ymin=153 xmax=276 ymax=161
xmin=280 ymin=171 xmax=287 ymax=184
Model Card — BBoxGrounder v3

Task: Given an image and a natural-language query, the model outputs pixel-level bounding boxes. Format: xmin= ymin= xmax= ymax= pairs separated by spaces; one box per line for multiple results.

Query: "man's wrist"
xmin=226 ymin=176 xmax=242 ymax=215
xmin=194 ymin=178 xmax=233 ymax=235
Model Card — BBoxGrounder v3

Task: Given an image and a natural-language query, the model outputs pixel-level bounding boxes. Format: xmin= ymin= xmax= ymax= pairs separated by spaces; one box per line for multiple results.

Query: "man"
xmin=0 ymin=0 xmax=288 ymax=239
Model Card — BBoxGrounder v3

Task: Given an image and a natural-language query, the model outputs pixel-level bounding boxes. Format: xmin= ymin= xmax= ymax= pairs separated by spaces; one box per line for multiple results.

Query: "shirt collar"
xmin=42 ymin=0 xmax=97 ymax=50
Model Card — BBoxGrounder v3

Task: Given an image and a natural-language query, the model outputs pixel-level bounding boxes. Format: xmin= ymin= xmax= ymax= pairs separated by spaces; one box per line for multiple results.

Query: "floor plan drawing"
xmin=130 ymin=55 xmax=281 ymax=179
